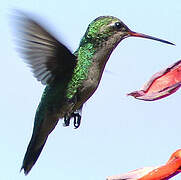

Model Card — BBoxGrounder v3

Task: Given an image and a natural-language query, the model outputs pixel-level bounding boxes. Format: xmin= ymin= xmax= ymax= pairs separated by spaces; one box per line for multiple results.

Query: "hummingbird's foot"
xmin=63 ymin=113 xmax=81 ymax=128
xmin=72 ymin=113 xmax=81 ymax=129
xmin=63 ymin=116 xmax=71 ymax=127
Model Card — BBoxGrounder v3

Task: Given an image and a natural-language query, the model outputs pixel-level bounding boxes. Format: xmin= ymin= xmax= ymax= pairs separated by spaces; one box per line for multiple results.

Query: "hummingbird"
xmin=14 ymin=12 xmax=174 ymax=175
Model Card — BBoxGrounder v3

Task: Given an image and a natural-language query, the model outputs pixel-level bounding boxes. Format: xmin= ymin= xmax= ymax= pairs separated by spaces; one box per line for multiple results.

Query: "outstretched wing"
xmin=13 ymin=11 xmax=76 ymax=84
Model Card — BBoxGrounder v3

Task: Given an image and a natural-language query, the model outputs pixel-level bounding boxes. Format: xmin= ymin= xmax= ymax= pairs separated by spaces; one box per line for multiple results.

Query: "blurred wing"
xmin=13 ymin=11 xmax=76 ymax=84
xmin=106 ymin=166 xmax=158 ymax=180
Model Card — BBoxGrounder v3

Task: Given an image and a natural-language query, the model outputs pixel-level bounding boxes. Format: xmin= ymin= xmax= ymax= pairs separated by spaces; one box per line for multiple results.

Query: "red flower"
xmin=107 ymin=149 xmax=181 ymax=180
xmin=127 ymin=60 xmax=181 ymax=101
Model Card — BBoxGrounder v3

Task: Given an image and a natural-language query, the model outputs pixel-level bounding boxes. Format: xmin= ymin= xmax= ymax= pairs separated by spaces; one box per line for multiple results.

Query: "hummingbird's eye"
xmin=114 ymin=22 xmax=123 ymax=30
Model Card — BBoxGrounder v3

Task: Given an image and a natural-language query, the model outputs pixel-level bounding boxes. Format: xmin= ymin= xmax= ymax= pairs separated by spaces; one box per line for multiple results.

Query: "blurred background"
xmin=1 ymin=0 xmax=181 ymax=179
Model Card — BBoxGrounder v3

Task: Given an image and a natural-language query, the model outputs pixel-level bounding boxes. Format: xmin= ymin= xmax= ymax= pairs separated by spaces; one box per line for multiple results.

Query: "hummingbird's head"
xmin=81 ymin=16 xmax=174 ymax=47
xmin=82 ymin=16 xmax=130 ymax=46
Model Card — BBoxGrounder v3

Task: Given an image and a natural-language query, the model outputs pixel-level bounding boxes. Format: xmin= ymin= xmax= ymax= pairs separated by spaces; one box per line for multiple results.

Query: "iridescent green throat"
xmin=66 ymin=41 xmax=96 ymax=99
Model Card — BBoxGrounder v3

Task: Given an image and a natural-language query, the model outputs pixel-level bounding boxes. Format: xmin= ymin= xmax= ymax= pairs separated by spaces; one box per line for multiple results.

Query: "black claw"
xmin=63 ymin=116 xmax=71 ymax=127
xmin=73 ymin=113 xmax=81 ymax=129
xmin=63 ymin=113 xmax=81 ymax=128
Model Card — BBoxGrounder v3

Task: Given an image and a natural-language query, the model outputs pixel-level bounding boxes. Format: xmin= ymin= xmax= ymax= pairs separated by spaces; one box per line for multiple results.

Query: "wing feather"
xmin=13 ymin=11 xmax=76 ymax=84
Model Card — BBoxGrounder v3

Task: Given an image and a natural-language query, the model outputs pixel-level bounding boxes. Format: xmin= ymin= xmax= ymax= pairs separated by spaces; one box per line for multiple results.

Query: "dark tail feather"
xmin=20 ymin=137 xmax=47 ymax=175
xmin=20 ymin=103 xmax=59 ymax=175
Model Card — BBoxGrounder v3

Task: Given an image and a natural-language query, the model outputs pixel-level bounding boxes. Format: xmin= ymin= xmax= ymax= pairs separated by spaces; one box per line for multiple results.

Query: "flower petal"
xmin=127 ymin=60 xmax=181 ymax=101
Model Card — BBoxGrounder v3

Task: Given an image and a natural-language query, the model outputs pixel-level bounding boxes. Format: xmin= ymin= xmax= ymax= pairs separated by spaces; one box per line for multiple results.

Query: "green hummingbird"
xmin=14 ymin=12 xmax=174 ymax=175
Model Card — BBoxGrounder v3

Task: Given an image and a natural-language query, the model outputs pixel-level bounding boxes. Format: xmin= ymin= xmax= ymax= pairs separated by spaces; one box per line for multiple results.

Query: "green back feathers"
xmin=66 ymin=16 xmax=121 ymax=100
xmin=66 ymin=43 xmax=95 ymax=99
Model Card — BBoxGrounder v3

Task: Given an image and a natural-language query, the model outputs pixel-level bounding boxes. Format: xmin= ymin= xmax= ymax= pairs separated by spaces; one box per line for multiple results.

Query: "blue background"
xmin=0 ymin=0 xmax=181 ymax=179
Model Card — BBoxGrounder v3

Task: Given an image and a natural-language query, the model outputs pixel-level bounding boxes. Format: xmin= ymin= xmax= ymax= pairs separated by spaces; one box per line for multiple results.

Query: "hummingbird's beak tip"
xmin=165 ymin=41 xmax=175 ymax=46
xmin=128 ymin=31 xmax=175 ymax=46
